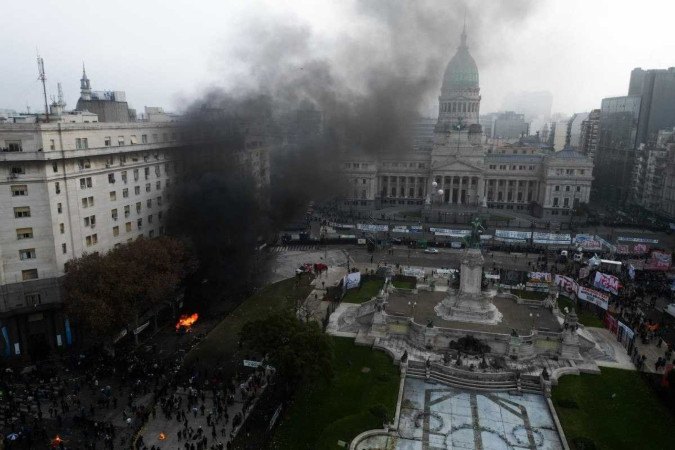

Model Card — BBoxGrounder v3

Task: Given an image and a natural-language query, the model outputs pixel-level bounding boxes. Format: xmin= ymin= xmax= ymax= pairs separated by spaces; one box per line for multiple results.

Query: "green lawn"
xmin=184 ymin=275 xmax=314 ymax=368
xmin=341 ymin=278 xmax=384 ymax=304
xmin=392 ymin=279 xmax=416 ymax=289
xmin=558 ymin=297 xmax=605 ymax=328
xmin=271 ymin=337 xmax=400 ymax=450
xmin=552 ymin=368 xmax=675 ymax=450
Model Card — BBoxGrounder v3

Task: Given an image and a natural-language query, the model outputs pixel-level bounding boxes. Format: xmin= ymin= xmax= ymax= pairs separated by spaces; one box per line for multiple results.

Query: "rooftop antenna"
xmin=36 ymin=50 xmax=49 ymax=123
xmin=57 ymin=82 xmax=66 ymax=108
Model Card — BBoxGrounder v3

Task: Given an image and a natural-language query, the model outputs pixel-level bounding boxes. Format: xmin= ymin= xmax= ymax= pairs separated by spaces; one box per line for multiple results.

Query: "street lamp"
xmin=529 ymin=312 xmax=540 ymax=330
xmin=430 ymin=181 xmax=444 ymax=224
xmin=408 ymin=300 xmax=417 ymax=317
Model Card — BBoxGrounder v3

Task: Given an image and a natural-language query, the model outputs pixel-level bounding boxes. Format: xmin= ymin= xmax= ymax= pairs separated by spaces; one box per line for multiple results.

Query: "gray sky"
xmin=3 ymin=0 xmax=674 ymax=117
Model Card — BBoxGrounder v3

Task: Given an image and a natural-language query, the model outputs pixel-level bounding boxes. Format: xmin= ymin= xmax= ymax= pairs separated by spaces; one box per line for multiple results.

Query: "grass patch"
xmin=558 ymin=297 xmax=605 ymax=328
xmin=271 ymin=337 xmax=400 ymax=450
xmin=341 ymin=278 xmax=384 ymax=304
xmin=511 ymin=289 xmax=548 ymax=300
xmin=392 ymin=279 xmax=416 ymax=289
xmin=184 ymin=275 xmax=313 ymax=369
xmin=552 ymin=368 xmax=675 ymax=450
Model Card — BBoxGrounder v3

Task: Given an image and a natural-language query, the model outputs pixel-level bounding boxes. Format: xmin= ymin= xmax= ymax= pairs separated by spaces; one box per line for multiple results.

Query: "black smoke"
xmin=167 ymin=1 xmax=537 ymax=303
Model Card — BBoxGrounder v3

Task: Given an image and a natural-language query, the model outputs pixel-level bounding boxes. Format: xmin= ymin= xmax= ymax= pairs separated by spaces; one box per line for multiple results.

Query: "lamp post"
xmin=430 ymin=181 xmax=444 ymax=224
xmin=408 ymin=300 xmax=417 ymax=318
xmin=529 ymin=312 xmax=540 ymax=330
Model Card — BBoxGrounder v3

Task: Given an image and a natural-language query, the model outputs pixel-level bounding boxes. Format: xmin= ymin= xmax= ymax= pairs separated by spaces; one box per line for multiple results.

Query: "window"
xmin=149 ymin=230 xmax=155 ymax=238
xmin=158 ymin=211 xmax=163 ymax=221
xmin=17 ymin=228 xmax=33 ymax=239
xmin=553 ymin=197 xmax=559 ymax=207
xmin=62 ymin=243 xmax=67 ymax=254
xmin=554 ymin=185 xmax=560 ymax=192
xmin=14 ymin=207 xmax=30 ymax=218
xmin=108 ymin=173 xmax=116 ymax=184
xmin=144 ymin=167 xmax=150 ymax=179
xmin=19 ymin=249 xmax=36 ymax=260
xmin=78 ymin=158 xmax=91 ymax=169
xmin=118 ymin=136 xmax=125 ymax=146
xmin=137 ymin=218 xmax=143 ymax=229
xmin=55 ymin=182 xmax=61 ymax=194
xmin=155 ymin=165 xmax=161 ymax=176
xmin=83 ymin=215 xmax=96 ymax=228
xmin=126 ymin=222 xmax=132 ymax=232
xmin=135 ymin=186 xmax=140 ymax=195
xmin=148 ymin=214 xmax=153 ymax=224
xmin=123 ymin=188 xmax=129 ymax=198
xmin=110 ymin=191 xmax=117 ymax=201
xmin=57 ymin=203 xmax=62 ymax=213
xmin=59 ymin=223 xmax=64 ymax=234
xmin=145 ymin=183 xmax=151 ymax=192
xmin=79 ymin=177 xmax=93 ymax=189
xmin=576 ymin=186 xmax=581 ymax=192
xmin=130 ymin=135 xmax=138 ymax=145
xmin=104 ymin=136 xmax=112 ymax=146
xmin=162 ymin=133 xmax=168 ymax=142
xmin=22 ymin=269 xmax=38 ymax=281
xmin=85 ymin=234 xmax=98 ymax=246
xmin=156 ymin=181 xmax=161 ymax=190
xmin=565 ymin=186 xmax=570 ymax=192
xmin=121 ymin=171 xmax=128 ymax=183
xmin=124 ymin=205 xmax=130 ymax=217
xmin=113 ymin=226 xmax=120 ymax=237
xmin=52 ymin=162 xmax=58 ymax=172
xmin=136 ymin=202 xmax=142 ymax=214
xmin=133 ymin=169 xmax=139 ymax=181
xmin=152 ymin=133 xmax=158 ymax=142
xmin=563 ymin=197 xmax=570 ymax=207
xmin=7 ymin=141 xmax=23 ymax=152
xmin=142 ymin=134 xmax=148 ymax=144
xmin=10 ymin=166 xmax=25 ymax=175
xmin=50 ymin=139 xmax=56 ymax=150
xmin=157 ymin=196 xmax=162 ymax=206
xmin=11 ymin=185 xmax=27 ymax=196
xmin=580 ymin=169 xmax=585 ymax=175
xmin=81 ymin=196 xmax=94 ymax=207
xmin=111 ymin=208 xmax=118 ymax=220
xmin=75 ymin=138 xmax=89 ymax=149
xmin=147 ymin=199 xmax=152 ymax=208
xmin=120 ymin=154 xmax=126 ymax=165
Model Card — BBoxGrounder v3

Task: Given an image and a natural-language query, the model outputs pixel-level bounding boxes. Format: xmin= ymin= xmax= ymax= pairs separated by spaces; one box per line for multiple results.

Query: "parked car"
xmin=424 ymin=247 xmax=439 ymax=254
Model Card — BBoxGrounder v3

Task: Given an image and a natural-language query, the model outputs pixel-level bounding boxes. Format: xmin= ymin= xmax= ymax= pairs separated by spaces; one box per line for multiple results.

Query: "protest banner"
xmin=593 ymin=272 xmax=621 ymax=295
xmin=577 ymin=286 xmax=609 ymax=310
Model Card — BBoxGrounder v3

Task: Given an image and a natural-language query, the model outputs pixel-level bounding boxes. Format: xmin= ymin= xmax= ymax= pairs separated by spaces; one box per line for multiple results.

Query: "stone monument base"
xmin=435 ymin=292 xmax=503 ymax=325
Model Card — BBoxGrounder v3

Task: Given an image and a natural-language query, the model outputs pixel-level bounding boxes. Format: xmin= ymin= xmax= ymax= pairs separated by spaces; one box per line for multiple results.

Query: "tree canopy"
xmin=240 ymin=314 xmax=334 ymax=388
xmin=63 ymin=236 xmax=196 ymax=342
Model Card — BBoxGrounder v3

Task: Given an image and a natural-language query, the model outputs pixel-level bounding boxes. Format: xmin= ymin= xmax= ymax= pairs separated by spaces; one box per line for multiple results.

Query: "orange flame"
xmin=176 ymin=313 xmax=199 ymax=331
xmin=159 ymin=432 xmax=166 ymax=440
xmin=51 ymin=435 xmax=63 ymax=448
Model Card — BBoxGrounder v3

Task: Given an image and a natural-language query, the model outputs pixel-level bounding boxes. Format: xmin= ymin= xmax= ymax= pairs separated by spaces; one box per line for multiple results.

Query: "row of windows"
xmin=553 ymin=185 xmax=583 ymax=193
xmin=440 ymin=101 xmax=478 ymax=113
xmin=45 ymin=133 xmax=179 ymax=152
xmin=488 ymin=164 xmax=535 ymax=171
xmin=554 ymin=168 xmax=586 ymax=176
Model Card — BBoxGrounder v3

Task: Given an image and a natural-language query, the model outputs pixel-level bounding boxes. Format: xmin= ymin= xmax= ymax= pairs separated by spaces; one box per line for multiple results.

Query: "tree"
xmin=63 ymin=236 xmax=196 ymax=346
xmin=240 ymin=314 xmax=334 ymax=390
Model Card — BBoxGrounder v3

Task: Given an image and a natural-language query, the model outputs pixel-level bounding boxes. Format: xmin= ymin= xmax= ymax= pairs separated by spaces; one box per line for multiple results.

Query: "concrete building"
xmin=75 ymin=65 xmax=135 ymax=122
xmin=579 ymin=109 xmax=600 ymax=160
xmin=0 ymin=78 xmax=271 ymax=359
xmin=481 ymin=111 xmax=529 ymax=142
xmin=629 ymin=67 xmax=675 ymax=147
xmin=552 ymin=118 xmax=570 ymax=151
xmin=567 ymin=112 xmax=589 ymax=149
xmin=340 ymin=27 xmax=593 ymax=221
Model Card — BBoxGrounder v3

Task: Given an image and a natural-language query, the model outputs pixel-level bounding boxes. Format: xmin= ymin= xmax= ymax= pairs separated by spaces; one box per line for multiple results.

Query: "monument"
xmin=434 ymin=218 xmax=503 ymax=324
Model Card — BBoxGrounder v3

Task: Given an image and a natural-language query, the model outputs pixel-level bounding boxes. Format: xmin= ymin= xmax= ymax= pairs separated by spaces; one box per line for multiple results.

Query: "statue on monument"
xmin=463 ymin=217 xmax=484 ymax=249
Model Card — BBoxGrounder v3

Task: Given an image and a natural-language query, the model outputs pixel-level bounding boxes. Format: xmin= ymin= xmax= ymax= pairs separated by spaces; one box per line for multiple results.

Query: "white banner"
xmin=574 ymin=234 xmax=603 ymax=250
xmin=430 ymin=228 xmax=470 ymax=237
xmin=495 ymin=230 xmax=532 ymax=241
xmin=403 ymin=267 xmax=426 ymax=279
xmin=528 ymin=272 xmax=552 ymax=282
xmin=484 ymin=273 xmax=500 ymax=280
xmin=577 ymin=286 xmax=609 ymax=310
xmin=356 ymin=223 xmax=388 ymax=232
xmin=617 ymin=236 xmax=659 ymax=244
xmin=344 ymin=272 xmax=361 ymax=289
xmin=593 ymin=272 xmax=621 ymax=295
xmin=391 ymin=226 xmax=410 ymax=234
xmin=554 ymin=275 xmax=578 ymax=293
xmin=410 ymin=225 xmax=423 ymax=232
xmin=330 ymin=222 xmax=355 ymax=229
xmin=532 ymin=232 xmax=571 ymax=245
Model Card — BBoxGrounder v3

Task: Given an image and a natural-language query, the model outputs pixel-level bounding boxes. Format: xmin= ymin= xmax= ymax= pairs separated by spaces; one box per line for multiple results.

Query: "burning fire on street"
xmin=158 ymin=432 xmax=167 ymax=440
xmin=175 ymin=313 xmax=199 ymax=332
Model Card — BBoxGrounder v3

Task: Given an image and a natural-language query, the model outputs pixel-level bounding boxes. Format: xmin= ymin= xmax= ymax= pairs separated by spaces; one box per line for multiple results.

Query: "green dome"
xmin=441 ymin=31 xmax=479 ymax=92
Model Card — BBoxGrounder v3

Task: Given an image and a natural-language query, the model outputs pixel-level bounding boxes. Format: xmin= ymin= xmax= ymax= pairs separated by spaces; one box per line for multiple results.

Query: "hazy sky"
xmin=3 ymin=0 xmax=674 ymax=117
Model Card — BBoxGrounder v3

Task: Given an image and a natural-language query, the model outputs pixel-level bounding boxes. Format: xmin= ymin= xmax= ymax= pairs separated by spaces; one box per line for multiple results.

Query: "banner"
xmin=574 ymin=234 xmax=602 ymax=251
xmin=618 ymin=321 xmax=634 ymax=341
xmin=484 ymin=273 xmax=500 ymax=280
xmin=646 ymin=251 xmax=672 ymax=271
xmin=356 ymin=223 xmax=388 ymax=232
xmin=532 ymin=232 xmax=571 ymax=245
xmin=435 ymin=268 xmax=458 ymax=276
xmin=410 ymin=225 xmax=424 ymax=233
xmin=528 ymin=272 xmax=552 ymax=283
xmin=577 ymin=286 xmax=609 ymax=310
xmin=403 ymin=267 xmax=426 ymax=278
xmin=391 ymin=226 xmax=410 ymax=234
xmin=344 ymin=271 xmax=361 ymax=289
xmin=616 ymin=243 xmax=649 ymax=255
xmin=593 ymin=272 xmax=621 ymax=295
xmin=594 ymin=235 xmax=615 ymax=252
xmin=617 ymin=236 xmax=659 ymax=244
xmin=330 ymin=222 xmax=355 ymax=229
xmin=554 ymin=275 xmax=578 ymax=293
xmin=495 ymin=230 xmax=531 ymax=243
xmin=430 ymin=228 xmax=470 ymax=238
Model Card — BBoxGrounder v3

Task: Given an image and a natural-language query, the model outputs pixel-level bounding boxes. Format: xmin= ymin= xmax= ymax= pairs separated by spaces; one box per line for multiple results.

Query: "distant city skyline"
xmin=3 ymin=0 xmax=674 ymax=117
